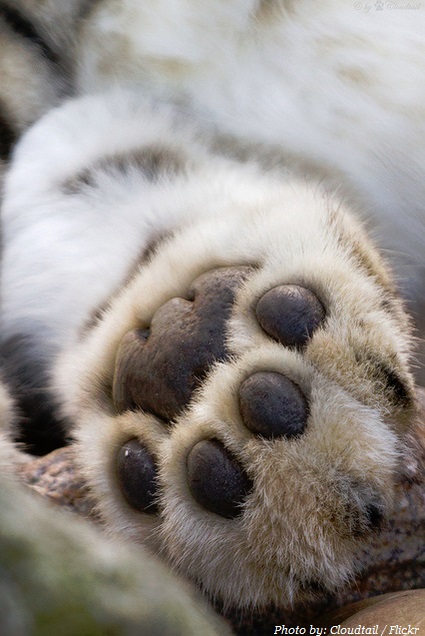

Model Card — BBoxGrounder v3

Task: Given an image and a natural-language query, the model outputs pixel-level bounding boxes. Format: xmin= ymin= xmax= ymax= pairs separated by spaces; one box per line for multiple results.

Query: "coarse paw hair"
xmin=52 ymin=134 xmax=417 ymax=608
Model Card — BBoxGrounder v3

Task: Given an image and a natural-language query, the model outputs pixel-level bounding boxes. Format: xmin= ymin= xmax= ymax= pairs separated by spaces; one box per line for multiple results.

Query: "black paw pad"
xmin=112 ymin=267 xmax=252 ymax=422
xmin=256 ymin=285 xmax=325 ymax=347
xmin=239 ymin=372 xmax=308 ymax=439
xmin=187 ymin=439 xmax=253 ymax=519
xmin=116 ymin=439 xmax=159 ymax=514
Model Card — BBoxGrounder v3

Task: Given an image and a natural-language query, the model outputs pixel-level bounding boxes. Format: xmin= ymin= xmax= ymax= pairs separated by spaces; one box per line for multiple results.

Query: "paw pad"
xmin=68 ymin=198 xmax=415 ymax=609
xmin=239 ymin=371 xmax=309 ymax=439
xmin=116 ymin=439 xmax=159 ymax=513
xmin=113 ymin=267 xmax=252 ymax=421
xmin=186 ymin=439 xmax=253 ymax=518
xmin=256 ymin=284 xmax=325 ymax=347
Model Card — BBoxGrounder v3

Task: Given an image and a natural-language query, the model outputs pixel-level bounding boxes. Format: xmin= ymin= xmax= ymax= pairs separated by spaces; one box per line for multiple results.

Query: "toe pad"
xmin=239 ymin=372 xmax=309 ymax=439
xmin=256 ymin=284 xmax=325 ymax=347
xmin=116 ymin=439 xmax=159 ymax=514
xmin=187 ymin=439 xmax=253 ymax=519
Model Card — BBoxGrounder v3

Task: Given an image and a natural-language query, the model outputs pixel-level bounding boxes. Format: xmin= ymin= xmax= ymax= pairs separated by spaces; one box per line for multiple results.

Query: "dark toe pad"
xmin=116 ymin=439 xmax=159 ymax=513
xmin=256 ymin=284 xmax=325 ymax=347
xmin=187 ymin=439 xmax=253 ymax=518
xmin=239 ymin=372 xmax=309 ymax=439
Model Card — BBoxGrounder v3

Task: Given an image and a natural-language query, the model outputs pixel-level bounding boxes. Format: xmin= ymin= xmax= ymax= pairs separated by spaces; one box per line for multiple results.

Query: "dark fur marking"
xmin=82 ymin=302 xmax=110 ymax=335
xmin=0 ymin=335 xmax=67 ymax=454
xmin=298 ymin=579 xmax=326 ymax=594
xmin=62 ymin=168 xmax=96 ymax=194
xmin=374 ymin=360 xmax=413 ymax=408
xmin=364 ymin=503 xmax=384 ymax=529
xmin=328 ymin=210 xmax=396 ymax=296
xmin=63 ymin=147 xmax=187 ymax=194
xmin=79 ymin=0 xmax=106 ymax=19
xmin=0 ymin=101 xmax=16 ymax=160
xmin=355 ymin=350 xmax=413 ymax=408
xmin=0 ymin=2 xmax=59 ymax=64
xmin=349 ymin=238 xmax=394 ymax=293
xmin=138 ymin=229 xmax=175 ymax=265
xmin=334 ymin=475 xmax=387 ymax=538
xmin=112 ymin=147 xmax=187 ymax=182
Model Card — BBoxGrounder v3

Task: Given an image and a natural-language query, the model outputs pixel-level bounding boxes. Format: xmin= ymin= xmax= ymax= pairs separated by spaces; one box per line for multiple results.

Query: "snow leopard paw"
xmin=57 ymin=196 xmax=417 ymax=609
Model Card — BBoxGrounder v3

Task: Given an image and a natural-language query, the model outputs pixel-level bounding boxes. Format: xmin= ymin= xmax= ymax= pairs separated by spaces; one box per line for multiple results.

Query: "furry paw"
xmin=57 ymin=190 xmax=417 ymax=609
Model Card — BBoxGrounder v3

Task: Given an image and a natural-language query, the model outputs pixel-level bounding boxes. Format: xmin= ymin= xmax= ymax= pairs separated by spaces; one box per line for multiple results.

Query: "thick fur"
xmin=0 ymin=0 xmax=422 ymax=611
xmin=77 ymin=1 xmax=425 ymax=326
xmin=55 ymin=159 xmax=416 ymax=606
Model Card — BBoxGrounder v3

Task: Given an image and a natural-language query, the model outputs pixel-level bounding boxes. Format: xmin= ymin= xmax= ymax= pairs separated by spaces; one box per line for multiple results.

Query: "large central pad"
xmin=113 ymin=267 xmax=252 ymax=422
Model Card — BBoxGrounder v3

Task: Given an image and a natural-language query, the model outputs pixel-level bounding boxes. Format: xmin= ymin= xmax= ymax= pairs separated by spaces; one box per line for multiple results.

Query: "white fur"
xmin=2 ymin=0 xmax=425 ymax=376
xmin=1 ymin=91 xmax=231 ymax=355
xmin=78 ymin=1 xmax=425 ymax=274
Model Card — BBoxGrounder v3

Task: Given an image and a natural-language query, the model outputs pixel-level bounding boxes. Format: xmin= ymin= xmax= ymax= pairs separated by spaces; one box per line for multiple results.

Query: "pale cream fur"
xmin=56 ymin=179 xmax=415 ymax=608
